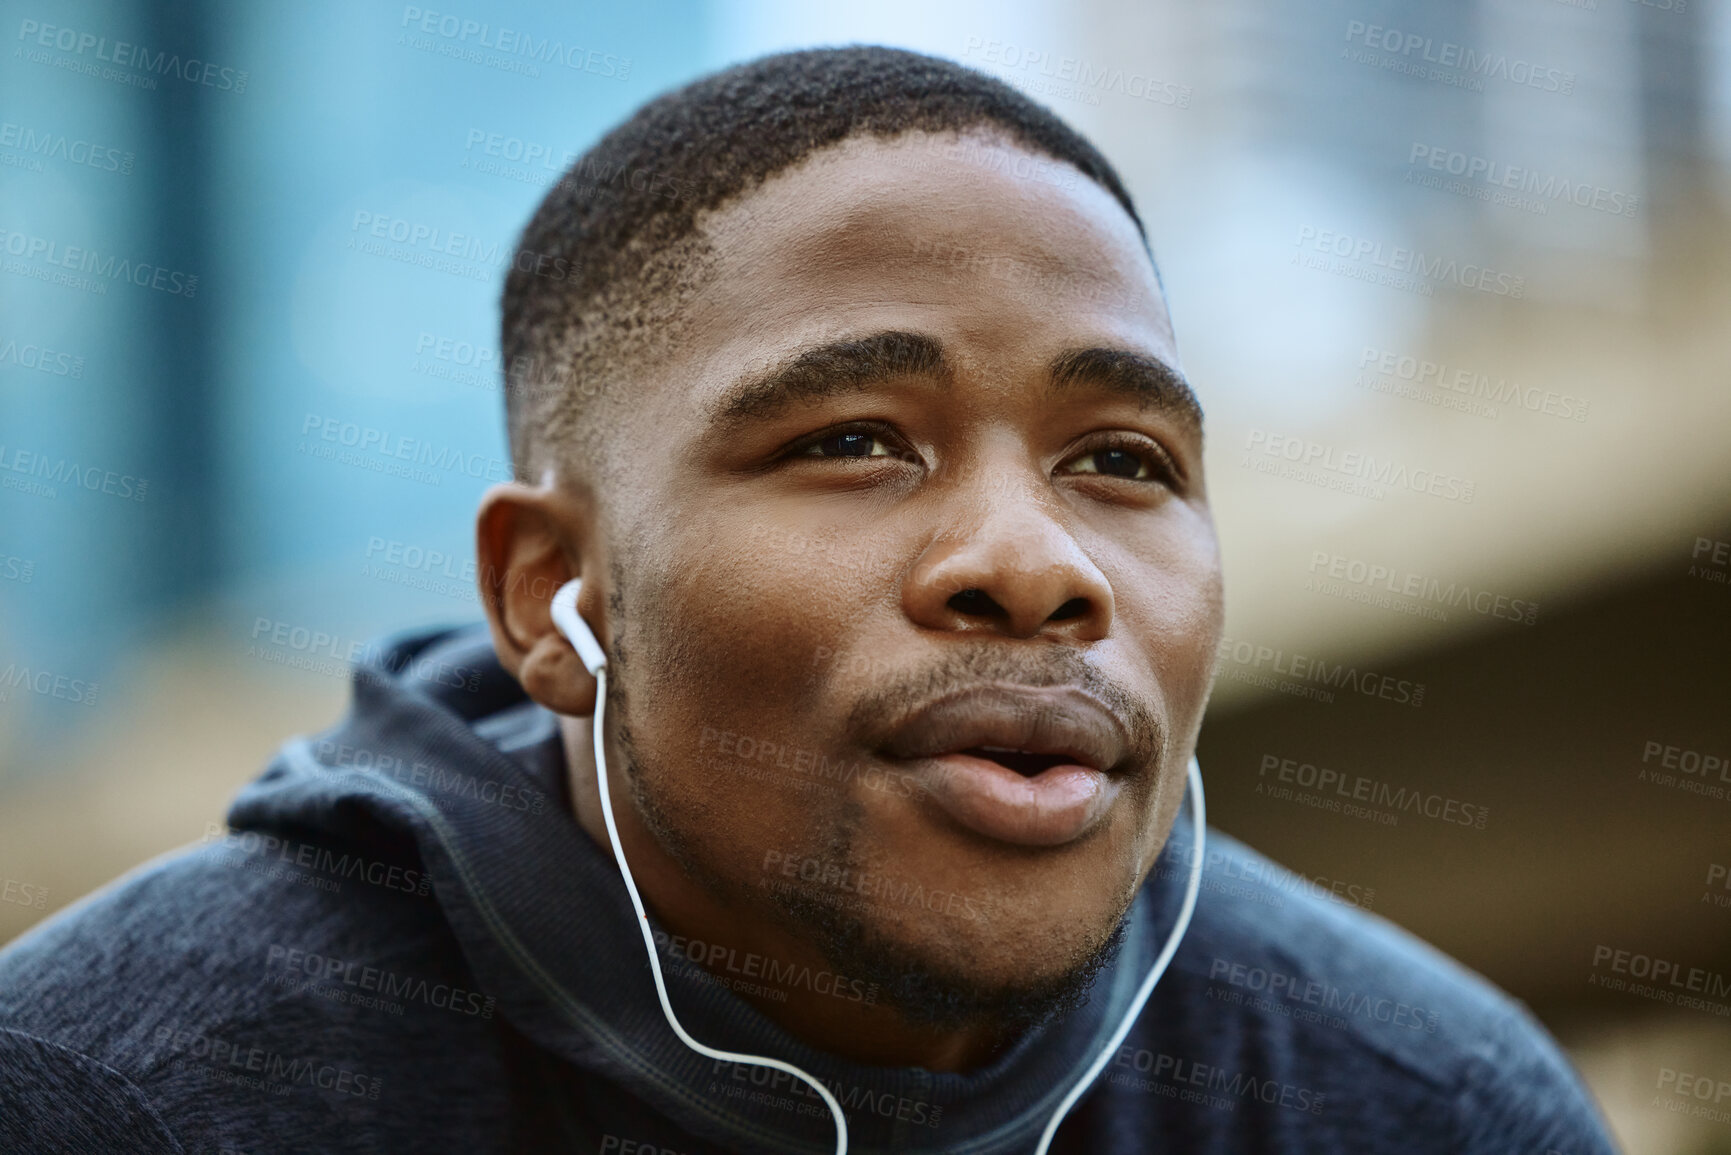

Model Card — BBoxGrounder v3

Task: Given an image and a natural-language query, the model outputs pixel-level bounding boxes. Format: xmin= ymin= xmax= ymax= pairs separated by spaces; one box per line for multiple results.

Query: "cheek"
xmin=1151 ymin=566 xmax=1225 ymax=717
xmin=615 ymin=539 xmax=880 ymax=863
xmin=1109 ymin=518 xmax=1224 ymax=712
xmin=639 ymin=511 xmax=900 ymax=702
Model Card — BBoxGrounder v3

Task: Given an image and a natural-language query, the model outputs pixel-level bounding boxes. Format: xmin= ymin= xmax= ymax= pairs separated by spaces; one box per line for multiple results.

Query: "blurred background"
xmin=3 ymin=0 xmax=1729 ymax=1149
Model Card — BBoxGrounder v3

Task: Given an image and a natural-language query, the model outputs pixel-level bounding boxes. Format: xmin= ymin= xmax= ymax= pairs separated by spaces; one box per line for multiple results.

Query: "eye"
xmin=793 ymin=425 xmax=906 ymax=461
xmin=1060 ymin=437 xmax=1176 ymax=484
xmin=1066 ymin=447 xmax=1152 ymax=479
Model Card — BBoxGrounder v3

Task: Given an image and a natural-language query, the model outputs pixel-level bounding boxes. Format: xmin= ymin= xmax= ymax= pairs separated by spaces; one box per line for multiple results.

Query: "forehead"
xmin=669 ymin=131 xmax=1177 ymax=386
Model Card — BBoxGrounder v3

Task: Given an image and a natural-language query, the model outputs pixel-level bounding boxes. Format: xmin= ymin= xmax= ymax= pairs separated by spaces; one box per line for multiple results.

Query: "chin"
xmin=770 ymin=874 xmax=1130 ymax=1032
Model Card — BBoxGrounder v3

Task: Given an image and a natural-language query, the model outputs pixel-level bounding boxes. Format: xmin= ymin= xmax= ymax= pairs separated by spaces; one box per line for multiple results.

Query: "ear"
xmin=475 ymin=478 xmax=606 ymax=716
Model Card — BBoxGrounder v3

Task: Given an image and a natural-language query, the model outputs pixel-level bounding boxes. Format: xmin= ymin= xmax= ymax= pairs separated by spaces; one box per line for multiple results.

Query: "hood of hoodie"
xmin=227 ymin=624 xmax=1199 ymax=1155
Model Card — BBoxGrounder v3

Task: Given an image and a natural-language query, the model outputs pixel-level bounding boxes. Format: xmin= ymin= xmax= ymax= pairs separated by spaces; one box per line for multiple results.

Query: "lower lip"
xmin=908 ymin=753 xmax=1120 ymax=847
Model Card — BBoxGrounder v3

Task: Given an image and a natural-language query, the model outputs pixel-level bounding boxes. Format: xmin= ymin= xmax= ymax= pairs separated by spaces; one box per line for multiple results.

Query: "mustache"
xmin=844 ymin=643 xmax=1165 ymax=768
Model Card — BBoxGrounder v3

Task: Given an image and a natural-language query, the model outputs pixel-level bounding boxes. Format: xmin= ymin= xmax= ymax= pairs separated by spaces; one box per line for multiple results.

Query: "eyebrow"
xmin=710 ymin=331 xmax=951 ymax=428
xmin=1049 ymin=346 xmax=1204 ymax=429
xmin=708 ymin=329 xmax=1203 ymax=430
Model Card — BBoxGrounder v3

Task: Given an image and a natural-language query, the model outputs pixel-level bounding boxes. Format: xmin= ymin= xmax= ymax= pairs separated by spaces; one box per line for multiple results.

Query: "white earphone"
xmin=549 ymin=578 xmax=1205 ymax=1155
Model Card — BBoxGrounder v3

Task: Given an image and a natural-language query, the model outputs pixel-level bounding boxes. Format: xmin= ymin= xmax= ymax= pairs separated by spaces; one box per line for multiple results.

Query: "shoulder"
xmin=1126 ymin=831 xmax=1614 ymax=1153
xmin=0 ymin=1027 xmax=181 ymax=1155
xmin=1178 ymin=831 xmax=1508 ymax=1054
xmin=0 ymin=829 xmax=497 ymax=1149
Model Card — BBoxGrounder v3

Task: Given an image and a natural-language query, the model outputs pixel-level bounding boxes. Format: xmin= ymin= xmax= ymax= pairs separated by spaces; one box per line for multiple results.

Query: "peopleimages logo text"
xmin=960 ymin=36 xmax=1191 ymax=107
xmin=1343 ymin=20 xmax=1574 ymax=94
xmin=399 ymin=7 xmax=631 ymax=79
xmin=299 ymin=413 xmax=513 ymax=483
xmin=0 ymin=444 xmax=148 ymax=502
xmin=1258 ymin=754 xmax=1489 ymax=829
xmin=1307 ymin=550 xmax=1539 ymax=626
xmin=1244 ymin=428 xmax=1476 ymax=504
xmin=0 ymin=121 xmax=134 ymax=175
xmin=1357 ymin=346 xmax=1589 ymax=422
xmin=0 ymin=227 xmax=198 ymax=297
xmin=0 ymin=336 xmax=84 ymax=378
xmin=1294 ymin=227 xmax=1524 ymax=298
xmin=1407 ymin=144 xmax=1637 ymax=217
xmin=16 ymin=19 xmax=249 ymax=92
xmin=1215 ymin=635 xmax=1426 ymax=707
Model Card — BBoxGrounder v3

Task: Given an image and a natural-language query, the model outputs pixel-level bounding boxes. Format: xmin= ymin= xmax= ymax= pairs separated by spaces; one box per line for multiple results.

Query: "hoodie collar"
xmin=230 ymin=625 xmax=1196 ymax=1155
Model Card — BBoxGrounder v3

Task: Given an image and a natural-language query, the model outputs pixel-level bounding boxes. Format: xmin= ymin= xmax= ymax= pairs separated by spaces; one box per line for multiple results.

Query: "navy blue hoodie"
xmin=0 ymin=625 xmax=1617 ymax=1153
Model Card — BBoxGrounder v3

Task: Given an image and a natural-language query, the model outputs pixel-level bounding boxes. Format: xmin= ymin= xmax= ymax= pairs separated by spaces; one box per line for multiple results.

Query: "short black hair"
xmin=502 ymin=44 xmax=1152 ymax=479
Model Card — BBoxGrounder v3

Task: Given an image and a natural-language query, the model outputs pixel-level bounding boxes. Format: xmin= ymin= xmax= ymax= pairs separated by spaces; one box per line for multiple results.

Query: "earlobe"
xmin=518 ymin=631 xmax=599 ymax=716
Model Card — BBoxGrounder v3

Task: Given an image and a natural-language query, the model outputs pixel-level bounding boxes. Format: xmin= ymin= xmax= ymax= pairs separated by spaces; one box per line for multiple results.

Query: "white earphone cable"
xmin=553 ymin=581 xmax=848 ymax=1153
xmin=550 ymin=579 xmax=1205 ymax=1155
xmin=590 ymin=664 xmax=852 ymax=1153
xmin=1030 ymin=755 xmax=1205 ymax=1155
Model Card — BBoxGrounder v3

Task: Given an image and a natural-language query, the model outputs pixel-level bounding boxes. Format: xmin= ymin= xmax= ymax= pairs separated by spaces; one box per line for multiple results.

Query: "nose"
xmin=903 ymin=480 xmax=1114 ymax=643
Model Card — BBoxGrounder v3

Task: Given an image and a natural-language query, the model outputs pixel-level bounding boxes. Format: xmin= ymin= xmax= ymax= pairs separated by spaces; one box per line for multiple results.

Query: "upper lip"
xmin=880 ymin=684 xmax=1131 ymax=775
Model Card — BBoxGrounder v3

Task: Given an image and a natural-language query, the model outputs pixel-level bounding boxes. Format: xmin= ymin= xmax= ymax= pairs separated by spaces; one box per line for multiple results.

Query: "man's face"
xmin=592 ymin=131 xmax=1222 ymax=1024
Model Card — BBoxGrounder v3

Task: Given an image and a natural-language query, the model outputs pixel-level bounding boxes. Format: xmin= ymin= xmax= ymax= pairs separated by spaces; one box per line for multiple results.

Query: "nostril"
xmin=948 ymin=588 xmax=1006 ymax=618
xmin=1049 ymin=598 xmax=1089 ymax=621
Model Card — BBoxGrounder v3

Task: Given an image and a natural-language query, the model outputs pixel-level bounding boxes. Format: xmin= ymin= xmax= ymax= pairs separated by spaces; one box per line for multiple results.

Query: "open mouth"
xmin=880 ymin=686 xmax=1130 ymax=846
xmin=963 ymin=746 xmax=1076 ymax=777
